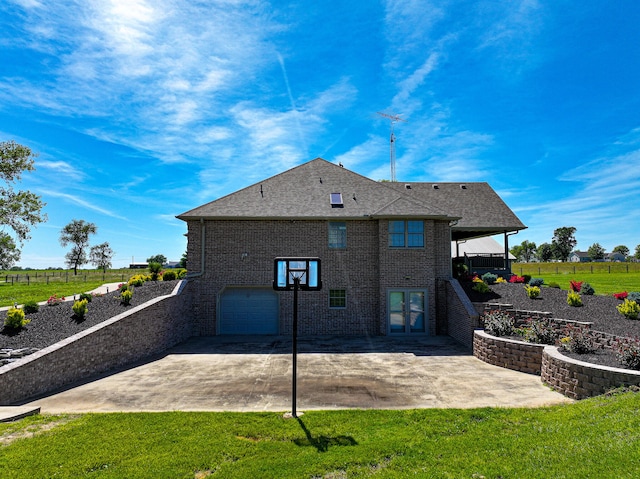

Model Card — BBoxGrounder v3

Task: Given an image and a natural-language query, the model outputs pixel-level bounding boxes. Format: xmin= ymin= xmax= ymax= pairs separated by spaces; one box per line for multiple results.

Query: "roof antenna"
xmin=377 ymin=112 xmax=407 ymax=182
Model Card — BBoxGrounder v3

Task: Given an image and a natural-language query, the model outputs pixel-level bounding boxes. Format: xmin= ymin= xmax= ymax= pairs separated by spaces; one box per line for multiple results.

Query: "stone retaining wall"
xmin=0 ymin=280 xmax=194 ymax=406
xmin=473 ymin=330 xmax=544 ymax=374
xmin=473 ymin=329 xmax=640 ymax=399
xmin=542 ymin=347 xmax=640 ymax=399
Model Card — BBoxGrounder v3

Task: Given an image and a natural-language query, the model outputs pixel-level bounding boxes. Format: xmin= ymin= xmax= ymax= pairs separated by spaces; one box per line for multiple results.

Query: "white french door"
xmin=388 ymin=289 xmax=427 ymax=334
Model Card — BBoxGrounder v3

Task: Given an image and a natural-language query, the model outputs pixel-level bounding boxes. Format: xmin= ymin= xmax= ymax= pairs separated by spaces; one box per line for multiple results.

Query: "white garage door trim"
xmin=218 ymin=287 xmax=279 ymax=335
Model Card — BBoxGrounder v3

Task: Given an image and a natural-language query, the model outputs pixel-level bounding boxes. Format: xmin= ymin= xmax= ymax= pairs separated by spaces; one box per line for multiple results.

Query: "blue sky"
xmin=1 ymin=0 xmax=640 ymax=268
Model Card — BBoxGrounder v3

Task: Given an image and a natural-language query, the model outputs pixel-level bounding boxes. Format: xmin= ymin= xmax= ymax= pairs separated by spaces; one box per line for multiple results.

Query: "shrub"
xmin=119 ymin=283 xmax=128 ymax=292
xmin=482 ymin=310 xmax=515 ymax=337
xmin=524 ymin=285 xmax=541 ymax=299
xmin=481 ymin=273 xmax=497 ymax=285
xmin=559 ymin=324 xmax=597 ymax=354
xmin=23 ymin=300 xmax=39 ymax=314
xmin=120 ymin=288 xmax=133 ymax=305
xmin=471 ymin=275 xmax=483 ymax=283
xmin=495 ymin=276 xmax=507 ymax=284
xmin=528 ymin=278 xmax=544 ymax=288
xmin=148 ymin=262 xmax=163 ymax=281
xmin=613 ymin=291 xmax=628 ymax=300
xmin=567 ymin=290 xmax=582 ymax=307
xmin=569 ymin=280 xmax=583 ymax=292
xmin=79 ymin=292 xmax=93 ymax=303
xmin=47 ymin=294 xmax=65 ymax=306
xmin=4 ymin=307 xmax=30 ymax=330
xmin=627 ymin=292 xmax=640 ymax=303
xmin=472 ymin=281 xmax=490 ymax=294
xmin=614 ymin=338 xmax=640 ymax=370
xmin=616 ymin=299 xmax=640 ymax=320
xmin=523 ymin=317 xmax=558 ymax=345
xmin=162 ymin=270 xmax=177 ymax=281
xmin=548 ymin=282 xmax=560 ymax=289
xmin=128 ymin=274 xmax=148 ymax=287
xmin=72 ymin=299 xmax=88 ymax=320
xmin=523 ymin=274 xmax=532 ymax=284
xmin=177 ymin=269 xmax=188 ymax=279
xmin=581 ymin=282 xmax=595 ymax=296
xmin=453 ymin=262 xmax=468 ymax=279
xmin=509 ymin=275 xmax=525 ymax=283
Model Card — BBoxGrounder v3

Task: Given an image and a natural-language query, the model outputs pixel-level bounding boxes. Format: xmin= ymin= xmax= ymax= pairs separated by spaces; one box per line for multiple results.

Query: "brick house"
xmin=177 ymin=158 xmax=525 ymax=340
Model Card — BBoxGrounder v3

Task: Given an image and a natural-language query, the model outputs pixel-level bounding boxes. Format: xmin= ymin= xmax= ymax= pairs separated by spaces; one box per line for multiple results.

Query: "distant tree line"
xmin=510 ymin=226 xmax=640 ymax=263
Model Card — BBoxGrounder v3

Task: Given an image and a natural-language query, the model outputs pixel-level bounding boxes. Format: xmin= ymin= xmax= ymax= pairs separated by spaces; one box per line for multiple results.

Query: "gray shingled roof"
xmin=177 ymin=158 xmax=452 ymax=220
xmin=385 ymin=182 xmax=526 ymax=240
xmin=177 ymin=158 xmax=526 ymax=240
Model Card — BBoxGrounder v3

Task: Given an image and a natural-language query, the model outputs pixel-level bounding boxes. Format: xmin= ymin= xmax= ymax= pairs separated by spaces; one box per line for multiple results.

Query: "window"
xmin=329 ymin=289 xmax=346 ymax=308
xmin=388 ymin=220 xmax=424 ymax=248
xmin=330 ymin=192 xmax=343 ymax=208
xmin=328 ymin=222 xmax=347 ymax=249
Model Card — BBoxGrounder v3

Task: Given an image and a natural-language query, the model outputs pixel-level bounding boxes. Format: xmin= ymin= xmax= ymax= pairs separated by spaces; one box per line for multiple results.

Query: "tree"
xmin=90 ymin=242 xmax=114 ymax=273
xmin=0 ymin=140 xmax=47 ymax=267
xmin=60 ymin=219 xmax=97 ymax=274
xmin=0 ymin=233 xmax=20 ymax=270
xmin=537 ymin=242 xmax=554 ymax=262
xmin=551 ymin=226 xmax=577 ymax=262
xmin=146 ymin=254 xmax=167 ymax=265
xmin=635 ymin=244 xmax=640 ymax=261
xmin=587 ymin=243 xmax=605 ymax=261
xmin=179 ymin=250 xmax=187 ymax=269
xmin=511 ymin=240 xmax=537 ymax=262
xmin=612 ymin=245 xmax=629 ymax=258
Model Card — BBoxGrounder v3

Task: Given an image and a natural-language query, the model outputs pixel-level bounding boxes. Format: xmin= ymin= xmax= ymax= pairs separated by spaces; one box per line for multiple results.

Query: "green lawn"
xmin=1 ymin=392 xmax=639 ymax=478
xmin=513 ymin=263 xmax=640 ymax=295
xmin=0 ymin=269 xmax=151 ymax=307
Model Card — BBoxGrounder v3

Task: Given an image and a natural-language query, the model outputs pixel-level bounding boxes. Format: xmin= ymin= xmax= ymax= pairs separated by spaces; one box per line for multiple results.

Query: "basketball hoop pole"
xmin=273 ymin=257 xmax=322 ymax=419
xmin=292 ymin=276 xmax=300 ymax=418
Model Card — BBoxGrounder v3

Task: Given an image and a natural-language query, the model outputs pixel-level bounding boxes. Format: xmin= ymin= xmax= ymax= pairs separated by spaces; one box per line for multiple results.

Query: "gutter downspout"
xmin=186 ymin=218 xmax=206 ymax=279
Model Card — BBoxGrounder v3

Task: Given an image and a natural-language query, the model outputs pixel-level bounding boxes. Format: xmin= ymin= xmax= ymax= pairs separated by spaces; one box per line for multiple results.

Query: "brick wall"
xmin=0 ymin=281 xmax=193 ymax=406
xmin=445 ymin=279 xmax=479 ymax=348
xmin=473 ymin=330 xmax=544 ymax=374
xmin=542 ymin=347 xmax=640 ymax=399
xmin=185 ymin=218 xmax=454 ymax=337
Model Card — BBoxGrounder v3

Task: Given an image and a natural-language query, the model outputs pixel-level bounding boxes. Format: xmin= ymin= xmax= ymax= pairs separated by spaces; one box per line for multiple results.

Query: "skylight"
xmin=330 ymin=192 xmax=344 ymax=208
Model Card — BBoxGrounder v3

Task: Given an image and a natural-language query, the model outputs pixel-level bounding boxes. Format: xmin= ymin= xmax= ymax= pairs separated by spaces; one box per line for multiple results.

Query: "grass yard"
xmin=0 ymin=269 xmax=168 ymax=307
xmin=1 ymin=392 xmax=639 ymax=478
xmin=513 ymin=263 xmax=640 ymax=295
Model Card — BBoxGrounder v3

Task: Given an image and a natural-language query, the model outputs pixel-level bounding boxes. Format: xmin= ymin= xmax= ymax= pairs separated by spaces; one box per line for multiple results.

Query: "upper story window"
xmin=328 ymin=222 xmax=347 ymax=249
xmin=388 ymin=220 xmax=424 ymax=248
xmin=330 ymin=192 xmax=344 ymax=208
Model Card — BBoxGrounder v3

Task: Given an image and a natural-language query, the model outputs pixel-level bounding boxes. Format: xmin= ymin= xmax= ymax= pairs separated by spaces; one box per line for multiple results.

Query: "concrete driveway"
xmin=25 ymin=336 xmax=572 ymax=413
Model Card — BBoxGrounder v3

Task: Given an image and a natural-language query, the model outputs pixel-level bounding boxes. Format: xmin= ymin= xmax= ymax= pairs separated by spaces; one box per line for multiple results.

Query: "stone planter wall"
xmin=473 ymin=330 xmax=544 ymax=375
xmin=473 ymin=329 xmax=640 ymax=399
xmin=0 ymin=280 xmax=194 ymax=406
xmin=542 ymin=347 xmax=640 ymax=399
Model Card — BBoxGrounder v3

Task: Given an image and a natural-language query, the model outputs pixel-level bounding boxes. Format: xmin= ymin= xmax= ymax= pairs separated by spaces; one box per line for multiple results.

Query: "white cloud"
xmin=37 ymin=160 xmax=85 ymax=182
xmin=45 ymin=191 xmax=128 ymax=220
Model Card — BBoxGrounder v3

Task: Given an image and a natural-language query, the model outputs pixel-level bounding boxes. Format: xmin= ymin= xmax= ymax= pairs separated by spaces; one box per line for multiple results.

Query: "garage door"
xmin=219 ymin=288 xmax=279 ymax=335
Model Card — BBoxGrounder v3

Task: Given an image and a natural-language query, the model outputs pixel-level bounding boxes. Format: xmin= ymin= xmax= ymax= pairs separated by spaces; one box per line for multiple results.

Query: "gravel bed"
xmin=1 ymin=280 xmax=179 ymax=350
xmin=465 ymin=282 xmax=640 ymax=369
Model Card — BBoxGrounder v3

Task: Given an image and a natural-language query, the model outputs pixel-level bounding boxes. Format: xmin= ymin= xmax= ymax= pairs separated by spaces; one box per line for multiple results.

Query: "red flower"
xmin=613 ymin=291 xmax=628 ymax=300
xmin=509 ymin=275 xmax=525 ymax=283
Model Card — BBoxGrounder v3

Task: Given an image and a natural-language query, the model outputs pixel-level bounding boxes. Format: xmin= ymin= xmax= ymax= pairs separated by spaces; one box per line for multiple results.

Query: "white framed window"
xmin=328 ymin=222 xmax=347 ymax=249
xmin=329 ymin=289 xmax=347 ymax=308
xmin=388 ymin=220 xmax=424 ymax=248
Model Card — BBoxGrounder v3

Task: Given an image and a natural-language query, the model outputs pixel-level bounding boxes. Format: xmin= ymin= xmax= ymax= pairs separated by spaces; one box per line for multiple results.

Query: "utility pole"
xmin=377 ymin=112 xmax=407 ymax=182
